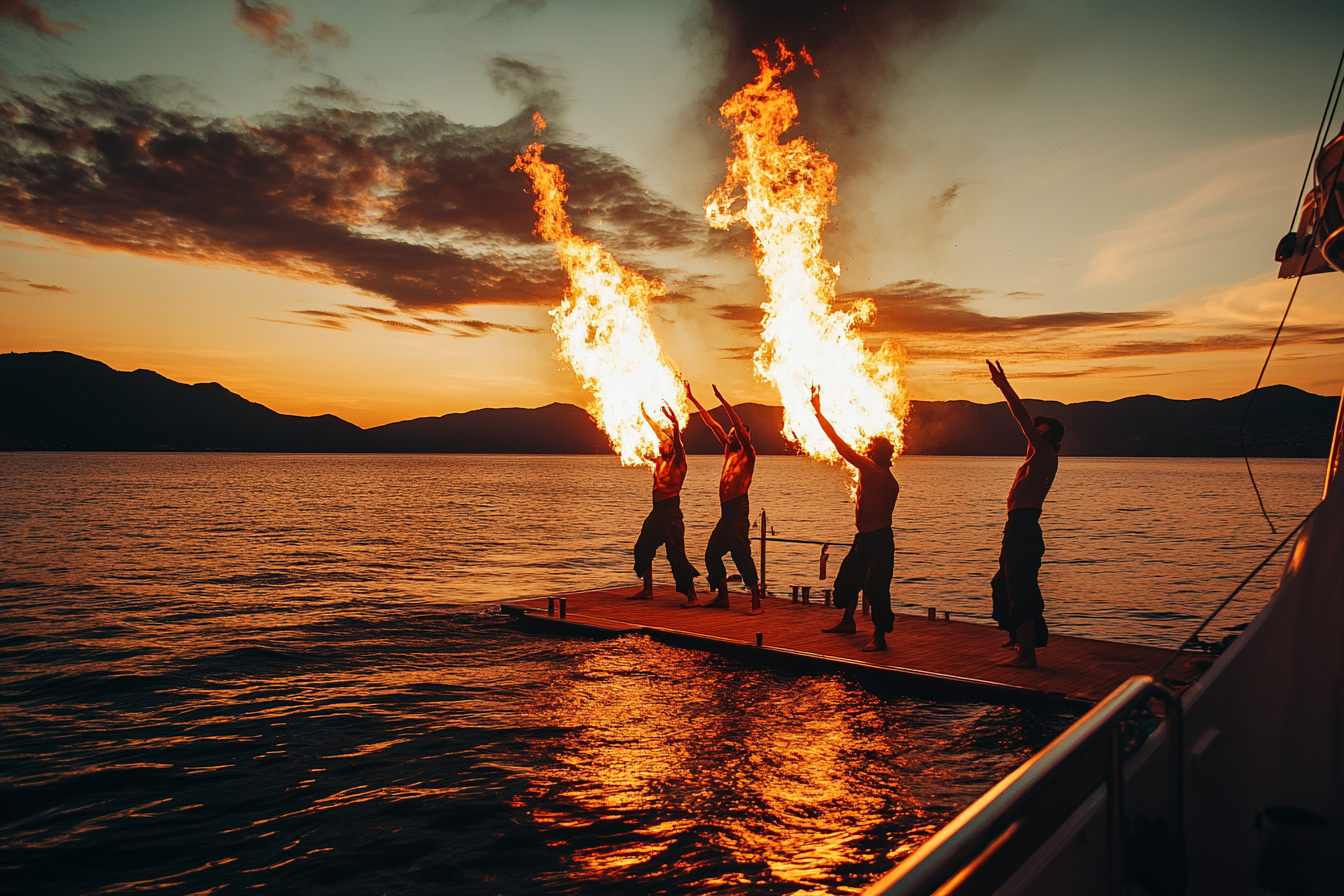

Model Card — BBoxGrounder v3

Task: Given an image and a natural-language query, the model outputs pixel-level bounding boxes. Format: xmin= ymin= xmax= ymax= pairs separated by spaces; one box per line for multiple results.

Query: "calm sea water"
xmin=0 ymin=453 xmax=1325 ymax=895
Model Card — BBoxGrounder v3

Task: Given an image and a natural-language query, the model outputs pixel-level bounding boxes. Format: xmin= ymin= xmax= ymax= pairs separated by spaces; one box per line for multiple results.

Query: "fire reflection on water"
xmin=522 ymin=638 xmax=1041 ymax=892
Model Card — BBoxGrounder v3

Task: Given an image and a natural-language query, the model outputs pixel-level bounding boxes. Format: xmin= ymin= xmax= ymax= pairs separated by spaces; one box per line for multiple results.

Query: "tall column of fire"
xmin=513 ymin=116 xmax=688 ymax=466
xmin=705 ymin=46 xmax=909 ymax=464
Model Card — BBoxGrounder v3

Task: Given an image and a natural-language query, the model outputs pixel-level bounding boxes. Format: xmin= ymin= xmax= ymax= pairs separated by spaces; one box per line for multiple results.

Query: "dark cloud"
xmin=488 ymin=56 xmax=561 ymax=113
xmin=0 ymin=269 xmax=67 ymax=292
xmin=233 ymin=1 xmax=349 ymax=59
xmin=1087 ymin=327 xmax=1344 ymax=358
xmin=0 ymin=73 xmax=712 ymax=313
xmin=932 ymin=182 xmax=962 ymax=210
xmin=282 ymin=306 xmax=540 ymax=338
xmin=0 ymin=0 xmax=79 ymax=38
xmin=702 ymin=0 xmax=993 ymax=168
xmin=710 ymin=280 xmax=1164 ymax=335
xmin=852 ymin=281 xmax=1166 ymax=334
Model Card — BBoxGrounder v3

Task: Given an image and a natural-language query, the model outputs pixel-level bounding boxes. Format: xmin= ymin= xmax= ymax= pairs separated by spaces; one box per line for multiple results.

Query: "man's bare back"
xmin=810 ymin=386 xmax=899 ymax=651
xmin=853 ymin=460 xmax=898 ymax=533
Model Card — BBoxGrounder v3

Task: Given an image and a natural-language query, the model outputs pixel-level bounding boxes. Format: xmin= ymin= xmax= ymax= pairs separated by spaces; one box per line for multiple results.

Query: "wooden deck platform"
xmin=500 ymin=586 xmax=1208 ymax=708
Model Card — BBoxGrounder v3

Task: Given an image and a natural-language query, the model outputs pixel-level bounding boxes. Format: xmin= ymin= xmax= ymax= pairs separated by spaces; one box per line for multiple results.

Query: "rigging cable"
xmin=1240 ymin=46 xmax=1344 ymax=533
xmin=1156 ymin=504 xmax=1317 ymax=681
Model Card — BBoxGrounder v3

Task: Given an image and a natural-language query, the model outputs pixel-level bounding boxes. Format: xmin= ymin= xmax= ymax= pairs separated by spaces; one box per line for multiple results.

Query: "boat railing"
xmin=750 ymin=509 xmax=849 ymax=595
xmin=863 ymin=674 xmax=1185 ymax=896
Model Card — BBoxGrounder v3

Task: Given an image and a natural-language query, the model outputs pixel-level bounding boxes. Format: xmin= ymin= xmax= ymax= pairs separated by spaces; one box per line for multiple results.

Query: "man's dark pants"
xmin=633 ymin=495 xmax=699 ymax=598
xmin=991 ymin=507 xmax=1050 ymax=647
xmin=833 ymin=527 xmax=895 ymax=633
xmin=705 ymin=493 xmax=757 ymax=591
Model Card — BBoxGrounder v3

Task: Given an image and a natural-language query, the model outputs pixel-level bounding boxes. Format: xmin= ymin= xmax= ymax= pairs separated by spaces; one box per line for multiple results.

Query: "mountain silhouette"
xmin=1 ymin=351 xmax=1337 ymax=456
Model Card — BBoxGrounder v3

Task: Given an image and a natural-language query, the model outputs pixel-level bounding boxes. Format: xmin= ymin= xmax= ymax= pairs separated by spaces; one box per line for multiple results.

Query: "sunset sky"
xmin=2 ymin=0 xmax=1343 ymax=427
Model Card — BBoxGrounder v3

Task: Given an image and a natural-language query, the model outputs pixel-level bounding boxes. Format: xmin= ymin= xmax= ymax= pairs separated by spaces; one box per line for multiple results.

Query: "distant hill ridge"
xmin=1 ymin=351 xmax=1337 ymax=457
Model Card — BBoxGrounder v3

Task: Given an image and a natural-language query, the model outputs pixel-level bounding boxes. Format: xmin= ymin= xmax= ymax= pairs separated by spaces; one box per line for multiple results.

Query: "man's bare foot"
xmin=703 ymin=594 xmax=730 ymax=609
xmin=682 ymin=596 xmax=703 ymax=608
xmin=1001 ymin=638 xmax=1018 ymax=649
xmin=745 ymin=605 xmax=764 ymax=616
xmin=627 ymin=590 xmax=654 ymax=600
xmin=822 ymin=620 xmax=857 ymax=634
xmin=861 ymin=636 xmax=888 ymax=652
xmin=998 ymin=654 xmax=1038 ymax=668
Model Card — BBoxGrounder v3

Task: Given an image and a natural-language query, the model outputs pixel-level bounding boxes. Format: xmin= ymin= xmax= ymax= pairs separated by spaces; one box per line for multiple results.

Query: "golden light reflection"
xmin=523 ymin=638 xmax=933 ymax=891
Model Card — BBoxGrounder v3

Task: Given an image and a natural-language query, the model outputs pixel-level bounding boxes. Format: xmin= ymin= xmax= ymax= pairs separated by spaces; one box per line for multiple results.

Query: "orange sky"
xmin=2 ymin=0 xmax=1342 ymax=427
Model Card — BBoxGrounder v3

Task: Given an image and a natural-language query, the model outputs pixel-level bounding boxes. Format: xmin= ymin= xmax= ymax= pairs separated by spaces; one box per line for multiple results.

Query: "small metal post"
xmin=823 ymin=588 xmax=832 ymax=607
xmin=927 ymin=606 xmax=937 ymax=621
xmin=759 ymin=508 xmax=768 ymax=593
xmin=547 ymin=597 xmax=556 ymax=616
xmin=559 ymin=597 xmax=567 ymax=619
xmin=1107 ymin=725 xmax=1125 ymax=896
xmin=755 ymin=632 xmax=763 ymax=647
xmin=790 ymin=584 xmax=800 ymax=603
xmin=943 ymin=611 xmax=951 ymax=621
xmin=802 ymin=585 xmax=811 ymax=604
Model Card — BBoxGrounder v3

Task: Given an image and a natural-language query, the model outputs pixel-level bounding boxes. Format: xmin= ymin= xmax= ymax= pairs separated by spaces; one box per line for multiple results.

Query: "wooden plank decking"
xmin=501 ymin=586 xmax=1208 ymax=708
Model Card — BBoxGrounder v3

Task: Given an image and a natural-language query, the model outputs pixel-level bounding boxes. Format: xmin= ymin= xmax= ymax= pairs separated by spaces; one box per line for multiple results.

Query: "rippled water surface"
xmin=0 ymin=453 xmax=1325 ymax=894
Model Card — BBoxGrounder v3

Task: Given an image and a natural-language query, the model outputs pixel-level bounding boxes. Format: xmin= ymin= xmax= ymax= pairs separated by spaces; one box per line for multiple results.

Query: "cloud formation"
xmin=712 ymin=279 xmax=1162 ymax=335
xmin=711 ymin=277 xmax=1344 ymax=381
xmin=233 ymin=1 xmax=350 ymax=58
xmin=0 ymin=269 xmax=67 ymax=293
xmin=0 ymin=71 xmax=712 ymax=314
xmin=279 ymin=304 xmax=540 ymax=338
xmin=0 ymin=0 xmax=78 ymax=37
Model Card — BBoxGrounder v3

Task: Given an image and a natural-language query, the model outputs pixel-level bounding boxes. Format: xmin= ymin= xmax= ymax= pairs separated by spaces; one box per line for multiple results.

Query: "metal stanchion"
xmin=927 ymin=606 xmax=937 ymax=621
xmin=801 ymin=585 xmax=812 ymax=604
xmin=559 ymin=597 xmax=567 ymax=619
xmin=547 ymin=597 xmax=556 ymax=616
xmin=755 ymin=632 xmax=763 ymax=647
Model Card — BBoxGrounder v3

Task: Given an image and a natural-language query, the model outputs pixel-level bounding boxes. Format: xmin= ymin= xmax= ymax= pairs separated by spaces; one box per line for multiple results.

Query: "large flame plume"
xmin=706 ymin=45 xmax=909 ymax=464
xmin=512 ymin=117 xmax=687 ymax=467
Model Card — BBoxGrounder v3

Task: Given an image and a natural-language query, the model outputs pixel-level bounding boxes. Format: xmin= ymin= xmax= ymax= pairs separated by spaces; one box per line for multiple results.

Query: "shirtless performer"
xmin=812 ymin=386 xmax=899 ymax=652
xmin=986 ymin=360 xmax=1064 ymax=668
xmin=630 ymin=402 xmax=700 ymax=603
xmin=684 ymin=382 xmax=763 ymax=615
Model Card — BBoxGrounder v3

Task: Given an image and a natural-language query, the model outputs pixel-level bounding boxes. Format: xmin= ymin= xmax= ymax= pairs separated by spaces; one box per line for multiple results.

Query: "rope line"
xmin=1288 ymin=43 xmax=1344 ymax=232
xmin=1156 ymin=505 xmax=1317 ymax=680
xmin=1241 ymin=48 xmax=1344 ymax=533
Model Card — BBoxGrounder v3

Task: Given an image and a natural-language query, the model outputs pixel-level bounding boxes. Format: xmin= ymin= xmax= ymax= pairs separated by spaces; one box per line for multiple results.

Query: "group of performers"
xmin=632 ymin=361 xmax=1064 ymax=668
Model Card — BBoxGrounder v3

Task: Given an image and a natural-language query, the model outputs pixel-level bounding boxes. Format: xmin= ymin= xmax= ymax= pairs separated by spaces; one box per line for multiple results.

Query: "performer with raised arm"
xmin=986 ymin=360 xmax=1064 ymax=668
xmin=811 ymin=386 xmax=899 ymax=651
xmin=685 ymin=382 xmax=763 ymax=614
xmin=630 ymin=403 xmax=700 ymax=603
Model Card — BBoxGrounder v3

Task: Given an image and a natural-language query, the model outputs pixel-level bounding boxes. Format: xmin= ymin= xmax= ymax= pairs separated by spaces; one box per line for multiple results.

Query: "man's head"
xmin=1033 ymin=415 xmax=1064 ymax=451
xmin=659 ymin=437 xmax=674 ymax=459
xmin=866 ymin=435 xmax=894 ymax=468
xmin=727 ymin=423 xmax=750 ymax=450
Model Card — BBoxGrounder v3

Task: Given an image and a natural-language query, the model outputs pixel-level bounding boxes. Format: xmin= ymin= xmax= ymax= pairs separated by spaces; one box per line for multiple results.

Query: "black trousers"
xmin=833 ymin=527 xmax=895 ymax=633
xmin=705 ymin=493 xmax=758 ymax=590
xmin=991 ymin=507 xmax=1049 ymax=647
xmin=633 ymin=496 xmax=699 ymax=597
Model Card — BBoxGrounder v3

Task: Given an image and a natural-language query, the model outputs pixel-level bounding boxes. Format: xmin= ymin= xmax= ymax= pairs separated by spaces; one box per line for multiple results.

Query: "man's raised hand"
xmin=684 ymin=379 xmax=695 ymax=402
xmin=661 ymin=403 xmax=678 ymax=427
xmin=810 ymin=384 xmax=822 ymax=415
xmin=986 ymin=360 xmax=1009 ymax=391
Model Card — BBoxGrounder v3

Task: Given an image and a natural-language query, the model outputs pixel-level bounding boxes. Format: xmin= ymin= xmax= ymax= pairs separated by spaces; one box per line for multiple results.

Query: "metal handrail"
xmin=1324 ymin=381 xmax=1344 ymax=500
xmin=864 ymin=674 xmax=1185 ymax=896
